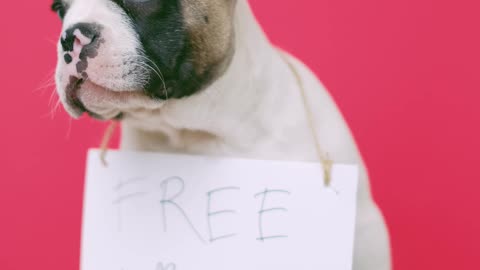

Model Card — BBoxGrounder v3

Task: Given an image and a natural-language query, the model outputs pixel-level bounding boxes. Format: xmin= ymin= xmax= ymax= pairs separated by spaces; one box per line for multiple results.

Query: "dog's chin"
xmin=63 ymin=79 xmax=165 ymax=121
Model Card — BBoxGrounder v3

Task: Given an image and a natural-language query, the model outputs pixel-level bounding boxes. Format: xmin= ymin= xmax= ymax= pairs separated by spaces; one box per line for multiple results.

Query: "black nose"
xmin=61 ymin=23 xmax=101 ymax=52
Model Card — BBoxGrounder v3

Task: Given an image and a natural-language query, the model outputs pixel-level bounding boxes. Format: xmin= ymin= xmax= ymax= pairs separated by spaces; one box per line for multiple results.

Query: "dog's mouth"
xmin=65 ymin=76 xmax=88 ymax=116
xmin=65 ymin=76 xmax=125 ymax=120
xmin=62 ymin=74 xmax=167 ymax=121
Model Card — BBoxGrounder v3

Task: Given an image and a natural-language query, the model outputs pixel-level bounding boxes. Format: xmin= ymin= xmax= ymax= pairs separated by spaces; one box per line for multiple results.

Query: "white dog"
xmin=52 ymin=0 xmax=391 ymax=269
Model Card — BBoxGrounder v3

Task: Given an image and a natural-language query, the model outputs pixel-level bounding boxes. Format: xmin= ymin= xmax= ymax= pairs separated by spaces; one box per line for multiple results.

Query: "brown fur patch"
xmin=181 ymin=0 xmax=236 ymax=76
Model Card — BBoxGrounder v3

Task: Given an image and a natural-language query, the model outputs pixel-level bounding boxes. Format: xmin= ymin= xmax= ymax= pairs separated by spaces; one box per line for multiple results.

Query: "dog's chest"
xmin=121 ymin=121 xmax=320 ymax=162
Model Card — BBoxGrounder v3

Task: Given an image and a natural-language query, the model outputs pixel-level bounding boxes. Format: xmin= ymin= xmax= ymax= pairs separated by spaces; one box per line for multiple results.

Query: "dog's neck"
xmin=121 ymin=1 xmax=306 ymax=155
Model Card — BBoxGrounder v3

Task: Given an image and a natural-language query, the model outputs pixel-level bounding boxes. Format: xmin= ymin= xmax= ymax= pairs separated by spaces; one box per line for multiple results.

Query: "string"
xmin=99 ymin=120 xmax=118 ymax=166
xmin=278 ymin=49 xmax=334 ymax=187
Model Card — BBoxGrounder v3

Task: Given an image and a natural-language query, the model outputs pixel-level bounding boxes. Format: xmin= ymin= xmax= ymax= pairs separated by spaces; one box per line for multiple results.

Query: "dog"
xmin=52 ymin=0 xmax=391 ymax=269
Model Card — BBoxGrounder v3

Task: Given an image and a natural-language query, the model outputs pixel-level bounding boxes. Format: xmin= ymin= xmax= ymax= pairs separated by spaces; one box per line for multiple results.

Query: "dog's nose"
xmin=61 ymin=23 xmax=100 ymax=56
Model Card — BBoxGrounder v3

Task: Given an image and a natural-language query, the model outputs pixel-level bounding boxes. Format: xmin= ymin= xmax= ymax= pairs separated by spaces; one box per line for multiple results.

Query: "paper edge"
xmin=87 ymin=148 xmax=359 ymax=169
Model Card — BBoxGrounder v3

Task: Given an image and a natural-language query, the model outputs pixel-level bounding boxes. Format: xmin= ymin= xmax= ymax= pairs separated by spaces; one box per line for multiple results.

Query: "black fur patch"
xmin=113 ymin=0 xmax=229 ymax=99
xmin=65 ymin=76 xmax=87 ymax=113
xmin=64 ymin=53 xmax=73 ymax=64
xmin=51 ymin=0 xmax=67 ymax=20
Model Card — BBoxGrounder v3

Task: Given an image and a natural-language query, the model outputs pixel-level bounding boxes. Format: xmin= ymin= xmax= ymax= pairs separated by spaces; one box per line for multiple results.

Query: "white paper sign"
xmin=82 ymin=149 xmax=358 ymax=270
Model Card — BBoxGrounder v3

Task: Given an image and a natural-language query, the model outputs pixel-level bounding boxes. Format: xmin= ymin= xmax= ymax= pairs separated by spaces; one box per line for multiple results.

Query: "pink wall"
xmin=1 ymin=0 xmax=479 ymax=269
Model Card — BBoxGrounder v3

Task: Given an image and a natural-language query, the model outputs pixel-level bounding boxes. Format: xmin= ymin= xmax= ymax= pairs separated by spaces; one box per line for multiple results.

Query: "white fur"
xmin=121 ymin=2 xmax=392 ymax=269
xmin=56 ymin=1 xmax=392 ymax=269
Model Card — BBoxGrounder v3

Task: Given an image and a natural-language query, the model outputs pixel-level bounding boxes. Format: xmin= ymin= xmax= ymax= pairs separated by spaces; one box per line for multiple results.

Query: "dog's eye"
xmin=51 ymin=0 xmax=67 ymax=20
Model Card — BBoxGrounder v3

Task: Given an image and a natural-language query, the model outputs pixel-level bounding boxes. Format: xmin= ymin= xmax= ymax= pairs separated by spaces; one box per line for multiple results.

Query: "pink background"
xmin=1 ymin=0 xmax=479 ymax=269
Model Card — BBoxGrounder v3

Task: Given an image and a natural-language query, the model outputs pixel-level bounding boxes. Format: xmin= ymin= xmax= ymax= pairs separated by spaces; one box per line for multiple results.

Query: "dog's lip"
xmin=64 ymin=77 xmax=157 ymax=120
xmin=64 ymin=76 xmax=121 ymax=119
xmin=62 ymin=73 xmax=168 ymax=120
xmin=65 ymin=76 xmax=87 ymax=117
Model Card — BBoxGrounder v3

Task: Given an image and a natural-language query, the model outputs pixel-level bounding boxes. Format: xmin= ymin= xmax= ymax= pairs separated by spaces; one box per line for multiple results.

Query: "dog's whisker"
xmin=50 ymin=95 xmax=62 ymax=119
xmin=39 ymin=92 xmax=61 ymax=120
xmin=65 ymin=116 xmax=73 ymax=140
xmin=126 ymin=54 xmax=168 ymax=98
xmin=51 ymin=100 xmax=62 ymax=120
xmin=65 ymin=51 xmax=169 ymax=98
xmin=128 ymin=61 xmax=168 ymax=99
xmin=48 ymin=88 xmax=58 ymax=106
xmin=35 ymin=69 xmax=57 ymax=93
xmin=35 ymin=82 xmax=57 ymax=94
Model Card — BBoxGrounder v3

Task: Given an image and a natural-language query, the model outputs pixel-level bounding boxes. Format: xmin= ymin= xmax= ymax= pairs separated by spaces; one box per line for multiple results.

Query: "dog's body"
xmin=53 ymin=1 xmax=391 ymax=269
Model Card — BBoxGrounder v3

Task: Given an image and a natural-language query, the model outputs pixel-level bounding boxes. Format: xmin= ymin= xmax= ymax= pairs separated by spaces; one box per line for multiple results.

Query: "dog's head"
xmin=52 ymin=0 xmax=236 ymax=120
